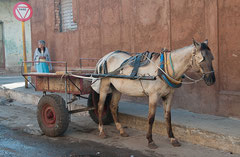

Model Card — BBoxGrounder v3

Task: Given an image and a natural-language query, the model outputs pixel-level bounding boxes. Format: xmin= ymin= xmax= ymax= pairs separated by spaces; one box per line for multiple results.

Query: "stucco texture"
xmin=0 ymin=0 xmax=32 ymax=71
xmin=29 ymin=0 xmax=240 ymax=118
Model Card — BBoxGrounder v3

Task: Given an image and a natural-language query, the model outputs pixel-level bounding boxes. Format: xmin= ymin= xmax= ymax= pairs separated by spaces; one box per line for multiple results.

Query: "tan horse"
xmin=94 ymin=39 xmax=215 ymax=149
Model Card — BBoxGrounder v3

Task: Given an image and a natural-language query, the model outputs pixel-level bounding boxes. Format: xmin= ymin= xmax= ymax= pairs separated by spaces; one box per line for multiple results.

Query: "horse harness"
xmin=98 ymin=50 xmax=182 ymax=89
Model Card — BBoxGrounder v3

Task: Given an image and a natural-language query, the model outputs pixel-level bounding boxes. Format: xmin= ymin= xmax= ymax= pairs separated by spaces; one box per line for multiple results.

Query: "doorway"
xmin=0 ymin=21 xmax=5 ymax=69
xmin=0 ymin=22 xmax=5 ymax=69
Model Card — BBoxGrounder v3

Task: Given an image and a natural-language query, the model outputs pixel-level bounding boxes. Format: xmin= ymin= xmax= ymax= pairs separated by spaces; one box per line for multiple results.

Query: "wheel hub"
xmin=42 ymin=104 xmax=56 ymax=127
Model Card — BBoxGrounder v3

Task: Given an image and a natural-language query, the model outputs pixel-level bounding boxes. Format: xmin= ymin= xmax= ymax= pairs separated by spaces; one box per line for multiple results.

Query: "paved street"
xmin=1 ymin=0 xmax=240 ymax=156
xmin=0 ymin=125 xmax=147 ymax=157
xmin=0 ymin=96 xmax=238 ymax=157
xmin=0 ymin=97 xmax=147 ymax=157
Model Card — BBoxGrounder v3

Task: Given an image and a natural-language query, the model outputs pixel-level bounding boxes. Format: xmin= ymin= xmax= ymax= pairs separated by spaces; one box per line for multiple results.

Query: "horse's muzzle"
xmin=204 ymin=72 xmax=216 ymax=86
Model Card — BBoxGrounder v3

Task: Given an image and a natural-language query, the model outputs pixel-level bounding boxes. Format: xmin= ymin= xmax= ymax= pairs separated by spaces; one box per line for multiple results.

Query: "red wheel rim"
xmin=42 ymin=104 xmax=56 ymax=127
xmin=92 ymin=92 xmax=107 ymax=117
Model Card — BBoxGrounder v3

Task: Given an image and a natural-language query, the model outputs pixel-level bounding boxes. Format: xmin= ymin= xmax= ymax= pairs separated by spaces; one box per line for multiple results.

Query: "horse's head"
xmin=191 ymin=39 xmax=216 ymax=86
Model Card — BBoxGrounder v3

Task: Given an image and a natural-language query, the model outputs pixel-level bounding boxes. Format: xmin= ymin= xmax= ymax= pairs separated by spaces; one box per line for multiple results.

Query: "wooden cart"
xmin=22 ymin=61 xmax=113 ymax=137
xmin=22 ymin=60 xmax=155 ymax=137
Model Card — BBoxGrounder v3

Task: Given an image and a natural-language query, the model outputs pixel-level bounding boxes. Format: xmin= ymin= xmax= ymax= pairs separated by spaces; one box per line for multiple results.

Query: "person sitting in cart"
xmin=34 ymin=40 xmax=52 ymax=73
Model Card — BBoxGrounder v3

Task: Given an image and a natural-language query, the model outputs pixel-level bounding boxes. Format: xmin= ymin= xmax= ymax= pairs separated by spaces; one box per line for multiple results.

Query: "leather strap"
xmin=130 ymin=54 xmax=142 ymax=77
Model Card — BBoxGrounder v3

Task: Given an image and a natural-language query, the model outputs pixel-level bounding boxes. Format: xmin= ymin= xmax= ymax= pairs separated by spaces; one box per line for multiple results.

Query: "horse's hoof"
xmin=120 ymin=132 xmax=129 ymax=137
xmin=99 ymin=132 xmax=107 ymax=139
xmin=148 ymin=142 xmax=158 ymax=149
xmin=170 ymin=138 xmax=181 ymax=147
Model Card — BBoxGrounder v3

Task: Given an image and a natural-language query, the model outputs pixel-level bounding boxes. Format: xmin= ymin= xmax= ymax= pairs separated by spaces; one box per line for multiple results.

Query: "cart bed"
xmin=23 ymin=72 xmax=92 ymax=95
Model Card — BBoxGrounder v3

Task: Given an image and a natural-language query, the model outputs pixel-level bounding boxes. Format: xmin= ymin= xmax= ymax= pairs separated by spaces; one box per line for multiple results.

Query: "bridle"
xmin=146 ymin=47 xmax=215 ymax=85
xmin=188 ymin=47 xmax=215 ymax=82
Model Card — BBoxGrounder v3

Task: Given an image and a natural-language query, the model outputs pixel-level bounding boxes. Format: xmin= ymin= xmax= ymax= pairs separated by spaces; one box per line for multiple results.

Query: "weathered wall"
xmin=217 ymin=0 xmax=240 ymax=118
xmin=29 ymin=0 xmax=240 ymax=118
xmin=0 ymin=0 xmax=32 ymax=71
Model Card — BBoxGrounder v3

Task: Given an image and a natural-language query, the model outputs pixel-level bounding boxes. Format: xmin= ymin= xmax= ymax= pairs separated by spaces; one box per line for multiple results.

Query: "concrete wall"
xmin=0 ymin=0 xmax=32 ymax=71
xmin=29 ymin=0 xmax=240 ymax=118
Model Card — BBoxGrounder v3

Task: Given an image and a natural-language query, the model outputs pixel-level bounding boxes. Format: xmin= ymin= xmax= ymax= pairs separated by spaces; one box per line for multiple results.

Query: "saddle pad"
xmin=120 ymin=51 xmax=157 ymax=77
xmin=121 ymin=51 xmax=154 ymax=68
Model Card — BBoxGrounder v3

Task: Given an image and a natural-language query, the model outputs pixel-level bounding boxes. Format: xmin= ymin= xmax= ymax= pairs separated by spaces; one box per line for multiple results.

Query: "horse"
xmin=93 ymin=39 xmax=215 ymax=149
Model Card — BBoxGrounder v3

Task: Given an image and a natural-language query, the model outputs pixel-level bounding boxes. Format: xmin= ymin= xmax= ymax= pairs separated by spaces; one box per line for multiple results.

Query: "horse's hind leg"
xmin=98 ymin=78 xmax=111 ymax=138
xmin=110 ymin=88 xmax=129 ymax=137
xmin=146 ymin=94 xmax=158 ymax=149
xmin=162 ymin=92 xmax=181 ymax=147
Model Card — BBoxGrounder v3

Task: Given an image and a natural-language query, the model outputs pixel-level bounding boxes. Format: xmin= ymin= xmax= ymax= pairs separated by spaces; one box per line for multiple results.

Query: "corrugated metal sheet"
xmin=61 ymin=0 xmax=77 ymax=32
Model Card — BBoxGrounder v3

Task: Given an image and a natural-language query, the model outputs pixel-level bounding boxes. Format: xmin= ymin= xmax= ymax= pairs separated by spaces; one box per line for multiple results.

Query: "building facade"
xmin=29 ymin=0 xmax=240 ymax=118
xmin=0 ymin=0 xmax=32 ymax=71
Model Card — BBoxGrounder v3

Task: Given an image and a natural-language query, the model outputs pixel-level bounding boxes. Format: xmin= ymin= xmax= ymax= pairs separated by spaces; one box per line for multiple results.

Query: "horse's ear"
xmin=203 ymin=39 xmax=208 ymax=45
xmin=192 ymin=38 xmax=200 ymax=48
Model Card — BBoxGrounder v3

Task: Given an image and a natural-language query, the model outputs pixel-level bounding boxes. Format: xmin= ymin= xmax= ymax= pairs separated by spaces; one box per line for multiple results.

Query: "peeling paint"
xmin=232 ymin=54 xmax=238 ymax=57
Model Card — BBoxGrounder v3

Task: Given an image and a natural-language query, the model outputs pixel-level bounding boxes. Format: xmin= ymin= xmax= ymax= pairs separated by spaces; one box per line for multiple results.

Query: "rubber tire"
xmin=37 ymin=94 xmax=69 ymax=137
xmin=88 ymin=90 xmax=114 ymax=125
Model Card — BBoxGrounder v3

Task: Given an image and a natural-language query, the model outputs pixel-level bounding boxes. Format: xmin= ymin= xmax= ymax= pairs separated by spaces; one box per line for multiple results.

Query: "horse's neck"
xmin=170 ymin=45 xmax=194 ymax=79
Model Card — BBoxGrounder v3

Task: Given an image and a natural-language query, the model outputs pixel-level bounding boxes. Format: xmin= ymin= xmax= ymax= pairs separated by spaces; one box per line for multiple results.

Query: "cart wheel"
xmin=88 ymin=90 xmax=114 ymax=125
xmin=37 ymin=95 xmax=69 ymax=137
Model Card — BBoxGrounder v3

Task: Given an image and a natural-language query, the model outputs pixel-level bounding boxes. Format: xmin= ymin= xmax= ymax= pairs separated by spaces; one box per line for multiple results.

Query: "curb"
xmin=119 ymin=113 xmax=240 ymax=154
xmin=0 ymin=87 xmax=40 ymax=105
xmin=0 ymin=87 xmax=239 ymax=154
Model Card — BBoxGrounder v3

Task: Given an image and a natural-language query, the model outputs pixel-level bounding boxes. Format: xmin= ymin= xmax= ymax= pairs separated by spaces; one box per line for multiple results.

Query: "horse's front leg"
xmin=146 ymin=94 xmax=158 ymax=149
xmin=162 ymin=92 xmax=181 ymax=147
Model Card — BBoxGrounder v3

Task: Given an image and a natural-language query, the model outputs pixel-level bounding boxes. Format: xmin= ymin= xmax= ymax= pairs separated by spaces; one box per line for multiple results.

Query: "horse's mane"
xmin=170 ymin=42 xmax=210 ymax=54
xmin=171 ymin=45 xmax=193 ymax=54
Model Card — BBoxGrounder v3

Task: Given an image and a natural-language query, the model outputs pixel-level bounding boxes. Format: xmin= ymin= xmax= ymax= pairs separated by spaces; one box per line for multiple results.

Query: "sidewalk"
xmin=0 ymin=75 xmax=240 ymax=154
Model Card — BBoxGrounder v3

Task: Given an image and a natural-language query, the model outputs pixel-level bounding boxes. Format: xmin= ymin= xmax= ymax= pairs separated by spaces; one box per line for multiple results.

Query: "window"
xmin=54 ymin=0 xmax=77 ymax=32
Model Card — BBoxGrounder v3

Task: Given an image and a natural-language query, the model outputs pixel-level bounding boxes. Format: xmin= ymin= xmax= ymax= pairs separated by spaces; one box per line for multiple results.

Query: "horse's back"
xmin=107 ymin=53 xmax=131 ymax=72
xmin=96 ymin=51 xmax=131 ymax=74
xmin=94 ymin=51 xmax=170 ymax=97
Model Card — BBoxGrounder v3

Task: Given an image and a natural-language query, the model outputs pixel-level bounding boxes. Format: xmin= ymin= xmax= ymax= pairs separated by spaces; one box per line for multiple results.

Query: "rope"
xmin=183 ymin=74 xmax=203 ymax=82
xmin=183 ymin=71 xmax=214 ymax=84
xmin=139 ymin=79 xmax=148 ymax=96
xmin=182 ymin=74 xmax=204 ymax=84
xmin=69 ymin=73 xmax=98 ymax=80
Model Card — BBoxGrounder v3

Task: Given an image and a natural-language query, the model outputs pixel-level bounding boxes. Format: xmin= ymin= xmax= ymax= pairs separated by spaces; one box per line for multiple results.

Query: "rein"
xmin=183 ymin=71 xmax=214 ymax=84
xmin=146 ymin=51 xmax=215 ymax=85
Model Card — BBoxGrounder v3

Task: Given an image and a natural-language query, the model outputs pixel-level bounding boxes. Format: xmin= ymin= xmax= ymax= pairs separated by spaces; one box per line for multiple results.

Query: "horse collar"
xmin=159 ymin=52 xmax=182 ymax=88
